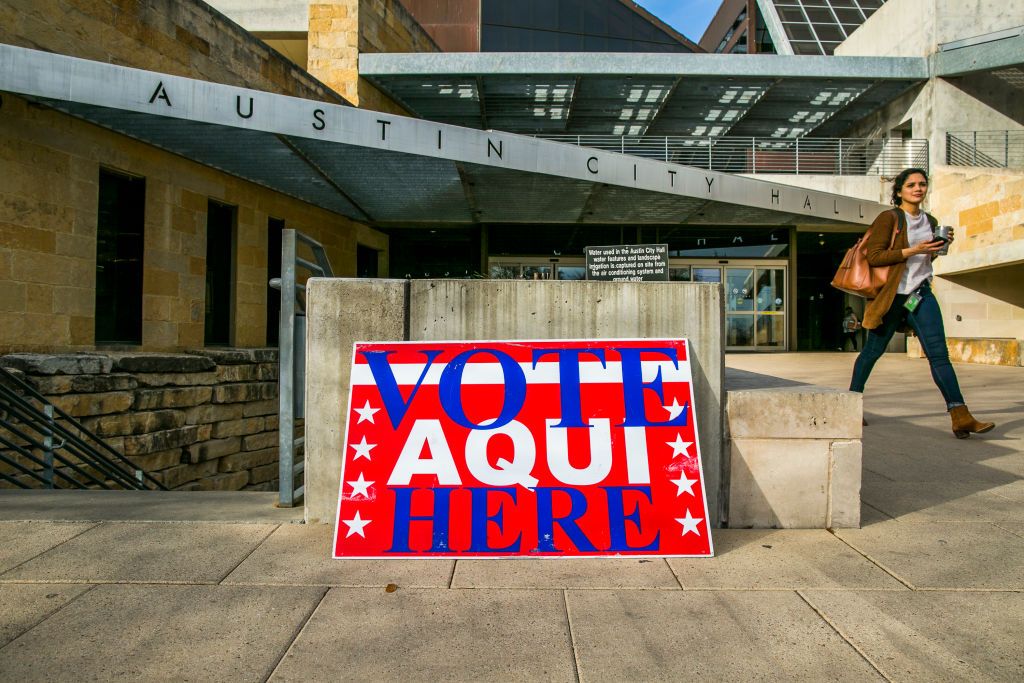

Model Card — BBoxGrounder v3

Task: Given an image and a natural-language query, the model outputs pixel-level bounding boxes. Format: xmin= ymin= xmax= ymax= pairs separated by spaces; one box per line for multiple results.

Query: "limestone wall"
xmin=307 ymin=0 xmax=440 ymax=113
xmin=0 ymin=0 xmax=342 ymax=104
xmin=0 ymin=350 xmax=292 ymax=491
xmin=0 ymin=93 xmax=387 ymax=353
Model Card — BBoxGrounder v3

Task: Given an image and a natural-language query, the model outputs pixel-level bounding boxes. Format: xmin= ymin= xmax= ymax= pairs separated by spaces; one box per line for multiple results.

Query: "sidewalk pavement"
xmin=1 ymin=353 xmax=1021 ymax=682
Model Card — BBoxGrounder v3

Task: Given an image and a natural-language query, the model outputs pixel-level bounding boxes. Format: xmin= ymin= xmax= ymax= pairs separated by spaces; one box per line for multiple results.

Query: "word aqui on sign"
xmin=333 ymin=339 xmax=713 ymax=558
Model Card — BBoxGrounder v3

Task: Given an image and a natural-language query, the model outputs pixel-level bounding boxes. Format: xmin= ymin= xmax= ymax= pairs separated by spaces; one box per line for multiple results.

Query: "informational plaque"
xmin=333 ymin=339 xmax=713 ymax=558
xmin=585 ymin=244 xmax=669 ymax=282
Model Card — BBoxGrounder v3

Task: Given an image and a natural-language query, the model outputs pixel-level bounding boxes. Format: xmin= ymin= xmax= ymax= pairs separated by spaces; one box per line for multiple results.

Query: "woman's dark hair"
xmin=891 ymin=168 xmax=929 ymax=206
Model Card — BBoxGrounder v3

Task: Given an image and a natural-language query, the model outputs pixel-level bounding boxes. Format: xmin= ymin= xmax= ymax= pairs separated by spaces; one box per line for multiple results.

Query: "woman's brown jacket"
xmin=861 ymin=210 xmax=909 ymax=330
xmin=860 ymin=208 xmax=938 ymax=330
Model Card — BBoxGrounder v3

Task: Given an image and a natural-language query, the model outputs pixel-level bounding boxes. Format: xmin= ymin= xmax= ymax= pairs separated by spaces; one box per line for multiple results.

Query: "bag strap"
xmin=889 ymin=208 xmax=903 ymax=248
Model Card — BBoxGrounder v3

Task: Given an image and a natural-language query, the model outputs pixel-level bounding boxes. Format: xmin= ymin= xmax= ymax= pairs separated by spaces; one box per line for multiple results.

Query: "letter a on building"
xmin=333 ymin=339 xmax=713 ymax=558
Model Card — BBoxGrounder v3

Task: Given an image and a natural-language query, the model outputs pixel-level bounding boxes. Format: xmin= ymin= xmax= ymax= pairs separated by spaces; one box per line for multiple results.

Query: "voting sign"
xmin=333 ymin=339 xmax=713 ymax=558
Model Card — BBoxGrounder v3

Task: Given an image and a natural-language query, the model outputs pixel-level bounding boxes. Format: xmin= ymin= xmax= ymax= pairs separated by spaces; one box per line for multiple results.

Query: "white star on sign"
xmin=342 ymin=510 xmax=371 ymax=538
xmin=670 ymin=475 xmax=698 ymax=497
xmin=350 ymin=436 xmax=376 ymax=461
xmin=353 ymin=400 xmax=379 ymax=424
xmin=666 ymin=434 xmax=693 ymax=458
xmin=663 ymin=398 xmax=686 ymax=420
xmin=675 ymin=509 xmax=703 ymax=537
xmin=347 ymin=473 xmax=373 ymax=498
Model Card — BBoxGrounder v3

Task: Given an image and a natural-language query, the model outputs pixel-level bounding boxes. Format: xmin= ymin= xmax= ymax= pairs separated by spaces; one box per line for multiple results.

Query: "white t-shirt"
xmin=898 ymin=210 xmax=933 ymax=294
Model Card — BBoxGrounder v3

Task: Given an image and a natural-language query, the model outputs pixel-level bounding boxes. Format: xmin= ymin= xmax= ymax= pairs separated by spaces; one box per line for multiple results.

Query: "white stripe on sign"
xmin=350 ymin=361 xmax=692 ymax=386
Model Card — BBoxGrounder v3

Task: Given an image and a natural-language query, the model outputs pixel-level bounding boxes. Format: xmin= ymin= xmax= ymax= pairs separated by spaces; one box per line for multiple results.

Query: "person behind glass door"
xmin=848 ymin=168 xmax=995 ymax=438
xmin=840 ymin=306 xmax=860 ymax=351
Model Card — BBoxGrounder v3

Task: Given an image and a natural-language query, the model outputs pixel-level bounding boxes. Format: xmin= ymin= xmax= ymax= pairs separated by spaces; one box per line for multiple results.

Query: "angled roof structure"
xmin=359 ymin=51 xmax=926 ymax=137
xmin=756 ymin=0 xmax=886 ymax=56
xmin=0 ymin=43 xmax=887 ymax=228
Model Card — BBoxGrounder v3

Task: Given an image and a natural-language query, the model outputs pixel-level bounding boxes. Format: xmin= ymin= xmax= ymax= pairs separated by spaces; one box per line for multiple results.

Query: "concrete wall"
xmin=0 ymin=94 xmax=387 ymax=352
xmin=726 ymin=387 xmax=862 ymax=528
xmin=305 ymin=278 xmax=726 ymax=526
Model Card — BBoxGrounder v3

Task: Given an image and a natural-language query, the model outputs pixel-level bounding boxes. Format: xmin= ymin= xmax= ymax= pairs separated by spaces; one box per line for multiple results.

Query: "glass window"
xmin=556 ymin=265 xmax=586 ymax=280
xmin=756 ymin=268 xmax=785 ymax=312
xmin=205 ymin=201 xmax=236 ymax=346
xmin=669 ymin=266 xmax=691 ymax=282
xmin=95 ymin=169 xmax=145 ymax=345
xmin=726 ymin=268 xmax=755 ymax=311
xmin=726 ymin=315 xmax=754 ymax=347
xmin=522 ymin=265 xmax=552 ymax=280
xmin=756 ymin=314 xmax=786 ymax=348
xmin=692 ymin=267 xmax=721 ymax=283
xmin=266 ymin=217 xmax=283 ymax=346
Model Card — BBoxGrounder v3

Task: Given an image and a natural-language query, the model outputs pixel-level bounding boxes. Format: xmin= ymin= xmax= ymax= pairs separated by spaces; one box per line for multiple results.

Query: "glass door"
xmin=669 ymin=260 xmax=787 ymax=351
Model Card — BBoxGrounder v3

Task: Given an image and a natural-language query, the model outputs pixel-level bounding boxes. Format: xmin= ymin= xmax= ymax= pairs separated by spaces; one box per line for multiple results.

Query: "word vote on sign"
xmin=333 ymin=339 xmax=713 ymax=558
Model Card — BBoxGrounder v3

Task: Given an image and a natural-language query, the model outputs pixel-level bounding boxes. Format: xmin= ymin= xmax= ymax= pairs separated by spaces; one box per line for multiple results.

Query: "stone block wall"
xmin=726 ymin=386 xmax=862 ymax=528
xmin=308 ymin=0 xmax=440 ymax=113
xmin=0 ymin=351 xmax=294 ymax=492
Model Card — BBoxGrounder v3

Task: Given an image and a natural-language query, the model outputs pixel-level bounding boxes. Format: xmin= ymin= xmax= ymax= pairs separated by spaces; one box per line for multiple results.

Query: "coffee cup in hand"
xmin=935 ymin=225 xmax=952 ymax=255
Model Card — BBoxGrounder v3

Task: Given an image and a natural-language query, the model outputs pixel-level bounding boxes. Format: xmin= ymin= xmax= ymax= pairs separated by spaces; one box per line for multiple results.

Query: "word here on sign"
xmin=333 ymin=339 xmax=713 ymax=559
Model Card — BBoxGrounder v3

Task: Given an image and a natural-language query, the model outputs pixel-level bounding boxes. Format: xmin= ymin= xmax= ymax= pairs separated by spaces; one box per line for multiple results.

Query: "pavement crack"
xmin=796 ymin=590 xmax=892 ymax=682
xmin=562 ymin=590 xmax=582 ymax=683
xmin=217 ymin=523 xmax=280 ymax=584
xmin=447 ymin=560 xmax=458 ymax=589
xmin=0 ymin=522 xmax=102 ymax=579
xmin=827 ymin=529 xmax=916 ymax=590
xmin=263 ymin=586 xmax=330 ymax=683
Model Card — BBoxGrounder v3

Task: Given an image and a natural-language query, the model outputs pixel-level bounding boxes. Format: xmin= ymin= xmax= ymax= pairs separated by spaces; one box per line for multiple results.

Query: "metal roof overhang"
xmin=359 ymin=52 xmax=928 ymax=138
xmin=933 ymin=27 xmax=1024 ymax=79
xmin=0 ymin=43 xmax=887 ymax=229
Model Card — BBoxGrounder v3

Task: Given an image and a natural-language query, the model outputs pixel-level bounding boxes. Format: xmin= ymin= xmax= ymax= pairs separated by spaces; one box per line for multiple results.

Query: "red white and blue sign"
xmin=333 ymin=339 xmax=713 ymax=558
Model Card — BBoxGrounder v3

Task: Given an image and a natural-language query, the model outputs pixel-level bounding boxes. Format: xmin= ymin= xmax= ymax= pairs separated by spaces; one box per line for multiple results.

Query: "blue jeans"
xmin=849 ymin=283 xmax=965 ymax=409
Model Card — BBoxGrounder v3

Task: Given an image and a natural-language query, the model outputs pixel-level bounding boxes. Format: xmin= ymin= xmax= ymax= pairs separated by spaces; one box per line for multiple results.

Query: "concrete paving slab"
xmin=801 ymin=590 xmax=1024 ymax=681
xmin=860 ymin=503 xmax=894 ymax=526
xmin=1 ymin=522 xmax=277 ymax=584
xmin=861 ymin=479 xmax=1024 ymax=522
xmin=666 ymin=529 xmax=904 ymax=590
xmin=451 ymin=557 xmax=680 ymax=589
xmin=0 ymin=490 xmax=303 ymax=523
xmin=0 ymin=521 xmax=97 ymax=574
xmin=995 ymin=522 xmax=1024 ymax=540
xmin=270 ymin=588 xmax=575 ymax=681
xmin=0 ymin=584 xmax=324 ymax=681
xmin=0 ymin=583 xmax=93 ymax=646
xmin=566 ymin=589 xmax=882 ymax=681
xmin=836 ymin=520 xmax=1024 ymax=589
xmin=223 ymin=523 xmax=454 ymax=587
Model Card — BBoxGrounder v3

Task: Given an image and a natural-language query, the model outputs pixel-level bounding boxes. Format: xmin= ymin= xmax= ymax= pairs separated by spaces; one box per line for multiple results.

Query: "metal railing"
xmin=271 ymin=229 xmax=333 ymax=508
xmin=535 ymin=135 xmax=929 ymax=175
xmin=946 ymin=131 xmax=1024 ymax=168
xmin=0 ymin=367 xmax=165 ymax=490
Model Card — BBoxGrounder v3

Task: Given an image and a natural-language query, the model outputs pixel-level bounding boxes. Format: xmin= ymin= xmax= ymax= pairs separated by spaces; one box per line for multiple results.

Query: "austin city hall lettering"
xmin=333 ymin=340 xmax=713 ymax=558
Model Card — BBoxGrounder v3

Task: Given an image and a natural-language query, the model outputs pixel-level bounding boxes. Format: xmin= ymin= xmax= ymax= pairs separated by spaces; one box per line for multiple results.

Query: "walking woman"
xmin=849 ymin=168 xmax=995 ymax=438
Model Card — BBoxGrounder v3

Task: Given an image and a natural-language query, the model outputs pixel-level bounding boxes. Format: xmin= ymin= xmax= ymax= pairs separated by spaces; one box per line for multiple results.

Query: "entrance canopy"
xmin=359 ymin=52 xmax=927 ymax=138
xmin=0 ymin=44 xmax=886 ymax=228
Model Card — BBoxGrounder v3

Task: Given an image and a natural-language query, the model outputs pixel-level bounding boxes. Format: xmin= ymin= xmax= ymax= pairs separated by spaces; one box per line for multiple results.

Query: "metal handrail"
xmin=271 ymin=229 xmax=333 ymax=508
xmin=0 ymin=367 xmax=166 ymax=490
xmin=946 ymin=131 xmax=1024 ymax=168
xmin=534 ymin=134 xmax=929 ymax=175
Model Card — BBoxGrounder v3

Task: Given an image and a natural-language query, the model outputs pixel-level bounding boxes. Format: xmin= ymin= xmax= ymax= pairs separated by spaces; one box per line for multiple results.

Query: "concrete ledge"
xmin=727 ymin=387 xmax=862 ymax=529
xmin=907 ymin=336 xmax=1023 ymax=366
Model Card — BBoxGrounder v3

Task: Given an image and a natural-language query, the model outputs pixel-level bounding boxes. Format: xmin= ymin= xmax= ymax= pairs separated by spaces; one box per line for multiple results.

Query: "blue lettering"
xmin=468 ymin=487 xmax=521 ymax=552
xmin=531 ymin=348 xmax=607 ymax=428
xmin=387 ymin=487 xmax=452 ymax=552
xmin=535 ymin=487 xmax=596 ymax=552
xmin=438 ymin=348 xmax=526 ymax=430
xmin=604 ymin=486 xmax=659 ymax=552
xmin=614 ymin=347 xmax=689 ymax=427
xmin=362 ymin=349 xmax=442 ymax=429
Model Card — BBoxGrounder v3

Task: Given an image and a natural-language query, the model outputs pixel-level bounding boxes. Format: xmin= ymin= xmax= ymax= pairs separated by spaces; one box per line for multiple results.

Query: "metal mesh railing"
xmin=0 ymin=367 xmax=165 ymax=490
xmin=946 ymin=131 xmax=1024 ymax=168
xmin=535 ymin=135 xmax=929 ymax=175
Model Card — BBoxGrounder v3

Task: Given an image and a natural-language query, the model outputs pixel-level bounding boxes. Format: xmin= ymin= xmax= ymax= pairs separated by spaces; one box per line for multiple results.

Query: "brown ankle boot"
xmin=949 ymin=405 xmax=995 ymax=439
